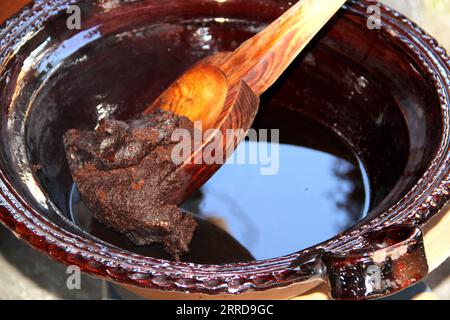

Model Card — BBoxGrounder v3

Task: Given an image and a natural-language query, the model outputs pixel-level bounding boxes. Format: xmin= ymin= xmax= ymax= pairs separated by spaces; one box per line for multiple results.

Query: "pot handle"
xmin=322 ymin=225 xmax=428 ymax=300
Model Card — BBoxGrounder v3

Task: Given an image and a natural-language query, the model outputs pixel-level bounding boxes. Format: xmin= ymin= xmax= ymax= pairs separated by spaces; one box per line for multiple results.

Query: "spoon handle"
xmin=220 ymin=0 xmax=347 ymax=96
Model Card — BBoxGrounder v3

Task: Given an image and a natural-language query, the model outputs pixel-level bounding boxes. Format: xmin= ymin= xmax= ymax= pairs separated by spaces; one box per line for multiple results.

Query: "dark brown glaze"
xmin=63 ymin=109 xmax=197 ymax=256
xmin=0 ymin=0 xmax=449 ymax=299
xmin=323 ymin=226 xmax=428 ymax=300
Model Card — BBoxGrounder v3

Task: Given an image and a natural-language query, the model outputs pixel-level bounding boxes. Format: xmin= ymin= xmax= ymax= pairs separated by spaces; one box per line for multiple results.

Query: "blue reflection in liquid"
xmin=183 ymin=141 xmax=370 ymax=260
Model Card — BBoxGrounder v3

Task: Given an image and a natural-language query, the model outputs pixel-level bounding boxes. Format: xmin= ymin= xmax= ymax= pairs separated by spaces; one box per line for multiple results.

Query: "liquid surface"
xmin=70 ymin=123 xmax=370 ymax=262
xmin=182 ymin=141 xmax=370 ymax=260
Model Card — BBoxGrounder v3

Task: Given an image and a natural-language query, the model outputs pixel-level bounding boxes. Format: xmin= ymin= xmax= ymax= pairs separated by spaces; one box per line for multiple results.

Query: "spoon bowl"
xmin=144 ymin=63 xmax=229 ymax=129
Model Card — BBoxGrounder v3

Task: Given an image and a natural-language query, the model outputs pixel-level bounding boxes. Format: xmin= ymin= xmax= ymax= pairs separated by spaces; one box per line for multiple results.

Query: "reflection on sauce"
xmin=183 ymin=140 xmax=370 ymax=260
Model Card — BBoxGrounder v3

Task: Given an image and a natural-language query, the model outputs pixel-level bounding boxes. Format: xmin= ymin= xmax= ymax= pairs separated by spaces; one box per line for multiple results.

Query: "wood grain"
xmin=164 ymin=80 xmax=260 ymax=205
xmin=146 ymin=64 xmax=229 ymax=129
xmin=147 ymin=0 xmax=347 ymax=123
xmin=220 ymin=0 xmax=347 ymax=95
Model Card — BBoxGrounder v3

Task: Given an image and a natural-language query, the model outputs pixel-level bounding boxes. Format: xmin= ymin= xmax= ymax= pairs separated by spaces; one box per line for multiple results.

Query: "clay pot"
xmin=0 ymin=0 xmax=449 ymax=299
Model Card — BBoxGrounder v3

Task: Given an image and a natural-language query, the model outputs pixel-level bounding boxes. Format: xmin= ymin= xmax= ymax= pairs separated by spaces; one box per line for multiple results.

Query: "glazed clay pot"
xmin=0 ymin=0 xmax=450 ymax=299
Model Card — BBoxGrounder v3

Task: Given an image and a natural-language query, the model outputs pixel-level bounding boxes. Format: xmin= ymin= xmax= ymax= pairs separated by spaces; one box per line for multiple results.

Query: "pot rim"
xmin=0 ymin=0 xmax=449 ymax=295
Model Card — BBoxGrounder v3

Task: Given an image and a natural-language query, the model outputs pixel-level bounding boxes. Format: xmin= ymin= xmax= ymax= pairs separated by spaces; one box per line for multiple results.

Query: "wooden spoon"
xmin=146 ymin=0 xmax=347 ymax=205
